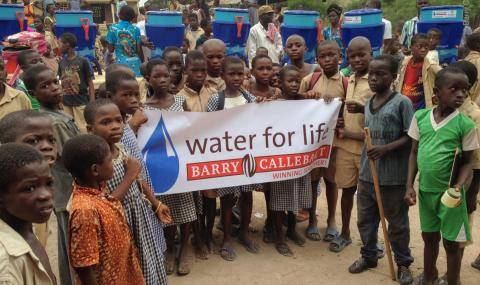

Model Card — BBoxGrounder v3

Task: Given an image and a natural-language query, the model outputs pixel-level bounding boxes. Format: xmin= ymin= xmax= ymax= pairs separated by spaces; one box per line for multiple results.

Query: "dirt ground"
xmin=46 ymin=191 xmax=480 ymax=285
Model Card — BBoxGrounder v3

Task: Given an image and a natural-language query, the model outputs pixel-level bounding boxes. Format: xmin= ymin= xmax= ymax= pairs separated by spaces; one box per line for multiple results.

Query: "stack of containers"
xmin=0 ymin=4 xmax=25 ymax=48
xmin=418 ymin=5 xmax=464 ymax=64
xmin=145 ymin=11 xmax=184 ymax=58
xmin=341 ymin=8 xmax=385 ymax=58
xmin=54 ymin=11 xmax=96 ymax=59
xmin=281 ymin=10 xmax=321 ymax=64
xmin=213 ymin=8 xmax=250 ymax=60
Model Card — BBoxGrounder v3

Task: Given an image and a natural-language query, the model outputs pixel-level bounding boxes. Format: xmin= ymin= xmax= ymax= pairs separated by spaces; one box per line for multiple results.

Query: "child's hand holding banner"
xmin=137 ymin=99 xmax=342 ymax=195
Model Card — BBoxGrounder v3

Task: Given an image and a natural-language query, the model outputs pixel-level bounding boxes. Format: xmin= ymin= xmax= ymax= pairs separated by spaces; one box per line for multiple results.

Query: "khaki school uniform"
xmin=465 ymin=51 xmax=480 ymax=104
xmin=459 ymin=96 xmax=480 ymax=170
xmin=336 ymin=74 xmax=374 ymax=189
xmin=178 ymin=82 xmax=217 ymax=112
xmin=0 ymin=84 xmax=32 ymax=119
xmin=300 ymin=71 xmax=346 ymax=182
xmin=206 ymin=74 xmax=226 ymax=92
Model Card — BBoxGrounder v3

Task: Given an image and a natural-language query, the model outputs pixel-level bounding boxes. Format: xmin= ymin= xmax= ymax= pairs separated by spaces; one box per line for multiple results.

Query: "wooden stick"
xmin=364 ymin=128 xmax=396 ymax=281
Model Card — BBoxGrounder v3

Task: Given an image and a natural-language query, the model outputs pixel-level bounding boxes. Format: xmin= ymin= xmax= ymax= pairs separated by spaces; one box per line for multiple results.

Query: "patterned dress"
xmin=106 ymin=20 xmax=142 ymax=76
xmin=106 ymin=144 xmax=167 ymax=285
xmin=270 ymin=175 xmax=312 ymax=214
xmin=144 ymin=95 xmax=199 ymax=225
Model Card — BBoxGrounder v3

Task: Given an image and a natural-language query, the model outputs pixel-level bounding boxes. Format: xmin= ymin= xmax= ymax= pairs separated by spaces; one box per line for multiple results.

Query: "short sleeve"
xmin=383 ymin=19 xmax=393 ymax=40
xmin=69 ymin=208 xmax=101 ymax=268
xmin=462 ymin=128 xmax=480 ymax=151
xmin=133 ymin=26 xmax=141 ymax=43
xmin=400 ymin=97 xmax=414 ymax=133
xmin=408 ymin=116 xmax=419 ymax=141
xmin=82 ymin=58 xmax=94 ymax=80
xmin=299 ymin=75 xmax=311 ymax=93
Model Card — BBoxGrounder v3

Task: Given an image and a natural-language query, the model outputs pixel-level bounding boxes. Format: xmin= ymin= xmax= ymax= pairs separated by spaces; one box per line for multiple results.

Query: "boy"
xmin=406 ymin=68 xmax=478 ymax=285
xmin=256 ymin=47 xmax=269 ymax=57
xmin=0 ymin=58 xmax=32 ymax=119
xmin=16 ymin=49 xmax=44 ymax=110
xmin=347 ymin=55 xmax=414 ymax=285
xmin=63 ymin=134 xmax=145 ymax=285
xmin=299 ymin=40 xmax=346 ymax=243
xmin=163 ymin=46 xmax=186 ymax=94
xmin=202 ymin=39 xmax=226 ymax=91
xmin=185 ymin=13 xmax=204 ymax=52
xmin=58 ymin=32 xmax=95 ymax=133
xmin=426 ymin=28 xmax=441 ymax=64
xmin=0 ymin=143 xmax=56 ymax=284
xmin=396 ymin=33 xmax=441 ymax=111
xmin=465 ymin=32 xmax=480 ymax=103
xmin=284 ymin=34 xmax=320 ymax=79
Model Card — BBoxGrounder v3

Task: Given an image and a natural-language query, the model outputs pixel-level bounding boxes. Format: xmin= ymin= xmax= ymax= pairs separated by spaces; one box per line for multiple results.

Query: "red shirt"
xmin=401 ymin=59 xmax=425 ymax=111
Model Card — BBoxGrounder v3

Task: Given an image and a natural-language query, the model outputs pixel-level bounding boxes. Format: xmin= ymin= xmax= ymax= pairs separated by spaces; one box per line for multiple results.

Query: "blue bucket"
xmin=417 ymin=21 xmax=463 ymax=49
xmin=283 ymin=10 xmax=320 ymax=28
xmin=420 ymin=6 xmax=463 ymax=22
xmin=214 ymin=8 xmax=249 ymax=23
xmin=146 ymin=25 xmax=185 ymax=57
xmin=55 ymin=11 xmax=93 ymax=26
xmin=342 ymin=8 xmax=382 ymax=27
xmin=0 ymin=4 xmax=23 ymax=20
xmin=341 ymin=23 xmax=385 ymax=52
xmin=213 ymin=21 xmax=250 ymax=47
xmin=146 ymin=11 xmax=183 ymax=26
xmin=54 ymin=25 xmax=97 ymax=49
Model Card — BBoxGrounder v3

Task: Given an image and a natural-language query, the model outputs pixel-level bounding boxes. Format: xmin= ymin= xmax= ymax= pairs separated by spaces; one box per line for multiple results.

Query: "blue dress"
xmin=106 ymin=20 xmax=142 ymax=76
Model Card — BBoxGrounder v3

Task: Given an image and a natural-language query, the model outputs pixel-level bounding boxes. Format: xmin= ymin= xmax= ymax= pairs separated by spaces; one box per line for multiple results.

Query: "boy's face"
xmin=148 ymin=64 xmax=171 ymax=94
xmin=317 ymin=44 xmax=340 ymax=76
xmin=59 ymin=40 xmax=71 ymax=54
xmin=88 ymin=104 xmax=124 ymax=144
xmin=0 ymin=160 xmax=54 ymax=224
xmin=186 ymin=59 xmax=207 ymax=90
xmin=110 ymin=79 xmax=141 ymax=116
xmin=427 ymin=33 xmax=441 ymax=50
xmin=252 ymin=58 xmax=273 ymax=86
xmin=32 ymin=70 xmax=62 ymax=107
xmin=368 ymin=60 xmax=394 ymax=94
xmin=203 ymin=44 xmax=226 ymax=77
xmin=435 ymin=73 xmax=469 ymax=110
xmin=16 ymin=118 xmax=57 ymax=165
xmin=347 ymin=46 xmax=372 ymax=74
xmin=270 ymin=65 xmax=281 ymax=88
xmin=256 ymin=48 xmax=268 ymax=57
xmin=93 ymin=150 xmax=114 ymax=182
xmin=285 ymin=37 xmax=306 ymax=61
xmin=222 ymin=63 xmax=244 ymax=90
xmin=22 ymin=52 xmax=44 ymax=70
xmin=281 ymin=70 xmax=301 ymax=96
xmin=164 ymin=51 xmax=184 ymax=81
xmin=411 ymin=38 xmax=429 ymax=60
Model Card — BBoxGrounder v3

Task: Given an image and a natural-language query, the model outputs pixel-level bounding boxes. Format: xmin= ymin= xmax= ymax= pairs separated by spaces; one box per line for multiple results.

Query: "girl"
xmin=323 ymin=4 xmax=346 ymax=68
xmin=144 ymin=58 xmax=199 ymax=276
xmin=270 ymin=65 xmax=312 ymax=257
xmin=250 ymin=55 xmax=281 ymax=100
xmin=206 ymin=56 xmax=259 ymax=261
xmin=85 ymin=98 xmax=172 ymax=285
xmin=284 ymin=34 xmax=320 ymax=79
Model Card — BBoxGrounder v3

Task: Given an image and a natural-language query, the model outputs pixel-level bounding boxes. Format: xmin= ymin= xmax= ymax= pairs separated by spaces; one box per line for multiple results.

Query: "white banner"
xmin=137 ymin=99 xmax=342 ymax=195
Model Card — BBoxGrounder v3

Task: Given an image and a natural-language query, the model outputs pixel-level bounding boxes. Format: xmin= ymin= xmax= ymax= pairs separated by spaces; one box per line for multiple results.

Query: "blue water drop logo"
xmin=142 ymin=116 xmax=180 ymax=194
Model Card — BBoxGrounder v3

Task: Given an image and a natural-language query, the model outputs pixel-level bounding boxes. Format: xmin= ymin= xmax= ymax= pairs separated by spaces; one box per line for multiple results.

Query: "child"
xmin=299 ymin=40 xmax=346 ymax=245
xmin=63 ymin=134 xmax=145 ymax=285
xmin=465 ymin=32 xmax=480 ymax=103
xmin=270 ymin=65 xmax=312 ymax=257
xmin=139 ymin=62 xmax=149 ymax=103
xmin=143 ymin=58 xmax=199 ymax=275
xmin=16 ymin=49 xmax=44 ymax=110
xmin=256 ymin=47 xmax=269 ymax=57
xmin=0 ymin=143 xmax=56 ymax=284
xmin=396 ymin=33 xmax=442 ymax=111
xmin=43 ymin=42 xmax=60 ymax=76
xmin=196 ymin=19 xmax=213 ymax=48
xmin=202 ymin=38 xmax=226 ymax=91
xmin=185 ymin=13 xmax=204 ymax=52
xmin=163 ymin=46 xmax=186 ymax=94
xmin=347 ymin=56 xmax=414 ymax=285
xmin=206 ymin=56 xmax=259 ymax=261
xmin=0 ymin=58 xmax=32 ymax=119
xmin=103 ymin=73 xmax=171 ymax=284
xmin=406 ymin=68 xmax=478 ymax=285
xmin=334 ymin=36 xmax=375 ymax=253
xmin=284 ymin=34 xmax=320 ymax=79
xmin=243 ymin=64 xmax=253 ymax=92
xmin=250 ymin=55 xmax=281 ymax=100
xmin=426 ymin=28 xmax=441 ymax=64
xmin=270 ymin=63 xmax=281 ymax=89
xmin=58 ymin=32 xmax=95 ymax=133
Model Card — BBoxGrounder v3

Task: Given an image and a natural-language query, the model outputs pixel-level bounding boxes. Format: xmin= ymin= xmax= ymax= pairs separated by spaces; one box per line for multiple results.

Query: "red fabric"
xmin=401 ymin=60 xmax=425 ymax=110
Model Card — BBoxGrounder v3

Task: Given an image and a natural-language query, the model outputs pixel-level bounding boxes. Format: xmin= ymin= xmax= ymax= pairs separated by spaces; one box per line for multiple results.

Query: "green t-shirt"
xmin=16 ymin=79 xmax=40 ymax=111
xmin=409 ymin=108 xmax=478 ymax=193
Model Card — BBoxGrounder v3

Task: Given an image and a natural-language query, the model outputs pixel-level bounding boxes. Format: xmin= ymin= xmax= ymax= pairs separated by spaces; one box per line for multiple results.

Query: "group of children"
xmin=0 ymin=13 xmax=480 ymax=284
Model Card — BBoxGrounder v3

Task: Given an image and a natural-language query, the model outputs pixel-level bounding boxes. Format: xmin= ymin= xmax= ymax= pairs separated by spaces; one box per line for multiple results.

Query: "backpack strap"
xmin=240 ymin=89 xmax=254 ymax=103
xmin=216 ymin=90 xmax=226 ymax=110
xmin=308 ymin=71 xmax=323 ymax=91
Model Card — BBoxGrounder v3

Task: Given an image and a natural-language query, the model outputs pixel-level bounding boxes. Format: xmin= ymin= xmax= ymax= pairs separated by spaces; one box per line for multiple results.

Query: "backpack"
xmin=308 ymin=71 xmax=349 ymax=94
xmin=216 ymin=89 xmax=253 ymax=110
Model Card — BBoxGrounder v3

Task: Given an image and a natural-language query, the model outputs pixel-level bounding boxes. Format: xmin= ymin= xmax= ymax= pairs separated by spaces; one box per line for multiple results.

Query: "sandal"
xmin=275 ymin=242 xmax=293 ymax=257
xmin=305 ymin=225 xmax=322 ymax=241
xmin=329 ymin=236 xmax=352 ymax=252
xmin=471 ymin=255 xmax=480 ymax=270
xmin=219 ymin=245 xmax=237 ymax=262
xmin=176 ymin=259 xmax=190 ymax=276
xmin=286 ymin=230 xmax=306 ymax=247
xmin=238 ymin=237 xmax=260 ymax=254
xmin=438 ymin=274 xmax=461 ymax=285
xmin=165 ymin=250 xmax=175 ymax=275
xmin=413 ymin=270 xmax=439 ymax=285
xmin=323 ymin=227 xmax=339 ymax=242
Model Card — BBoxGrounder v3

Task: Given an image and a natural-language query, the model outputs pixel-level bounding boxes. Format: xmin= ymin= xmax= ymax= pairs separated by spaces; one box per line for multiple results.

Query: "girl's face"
xmin=32 ymin=70 xmax=62 ymax=108
xmin=164 ymin=51 xmax=184 ymax=80
xmin=148 ymin=64 xmax=171 ymax=94
xmin=270 ymin=66 xmax=281 ymax=88
xmin=281 ymin=70 xmax=301 ymax=96
xmin=109 ymin=79 xmax=141 ymax=116
xmin=222 ymin=63 xmax=244 ymax=90
xmin=88 ymin=104 xmax=124 ymax=145
xmin=252 ymin=58 xmax=273 ymax=86
xmin=16 ymin=118 xmax=57 ymax=165
xmin=328 ymin=11 xmax=340 ymax=26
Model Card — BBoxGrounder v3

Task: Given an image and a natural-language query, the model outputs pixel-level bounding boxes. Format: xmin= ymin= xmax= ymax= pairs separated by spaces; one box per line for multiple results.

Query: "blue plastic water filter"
xmin=341 ymin=8 xmax=384 ymax=54
xmin=146 ymin=11 xmax=183 ymax=26
xmin=214 ymin=8 xmax=249 ymax=23
xmin=54 ymin=25 xmax=97 ymax=49
xmin=213 ymin=8 xmax=251 ymax=60
xmin=55 ymin=11 xmax=94 ymax=26
xmin=283 ymin=10 xmax=320 ymax=28
xmin=342 ymin=8 xmax=382 ymax=27
xmin=0 ymin=4 xmax=25 ymax=42
xmin=420 ymin=5 xmax=464 ymax=22
xmin=146 ymin=25 xmax=185 ymax=58
xmin=0 ymin=4 xmax=23 ymax=20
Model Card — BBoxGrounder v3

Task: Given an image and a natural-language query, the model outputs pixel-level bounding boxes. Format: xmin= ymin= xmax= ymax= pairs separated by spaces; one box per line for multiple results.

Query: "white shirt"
xmin=426 ymin=50 xmax=439 ymax=65
xmin=246 ymin=22 xmax=283 ymax=67
xmin=382 ymin=18 xmax=392 ymax=40
xmin=225 ymin=95 xmax=247 ymax=109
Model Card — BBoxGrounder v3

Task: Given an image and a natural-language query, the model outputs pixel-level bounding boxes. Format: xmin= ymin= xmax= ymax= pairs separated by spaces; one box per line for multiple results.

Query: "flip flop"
xmin=305 ymin=225 xmax=322 ymax=241
xmin=164 ymin=258 xmax=175 ymax=275
xmin=238 ymin=237 xmax=260 ymax=254
xmin=377 ymin=243 xmax=385 ymax=259
xmin=219 ymin=245 xmax=237 ymax=262
xmin=329 ymin=236 xmax=352 ymax=252
xmin=275 ymin=242 xmax=293 ymax=257
xmin=176 ymin=259 xmax=190 ymax=276
xmin=438 ymin=274 xmax=460 ymax=285
xmin=323 ymin=227 xmax=339 ymax=242
xmin=286 ymin=230 xmax=306 ymax=247
xmin=471 ymin=256 xmax=480 ymax=270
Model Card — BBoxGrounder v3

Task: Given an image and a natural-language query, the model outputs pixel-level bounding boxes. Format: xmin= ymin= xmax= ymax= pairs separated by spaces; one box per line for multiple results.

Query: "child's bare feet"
xmin=177 ymin=246 xmax=190 ymax=276
xmin=275 ymin=242 xmax=293 ymax=257
xmin=286 ymin=229 xmax=306 ymax=247
xmin=194 ymin=242 xmax=209 ymax=260
xmin=165 ymin=248 xmax=176 ymax=275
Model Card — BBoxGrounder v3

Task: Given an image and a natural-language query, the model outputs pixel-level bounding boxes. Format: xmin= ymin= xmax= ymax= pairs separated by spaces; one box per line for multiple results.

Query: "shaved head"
xmin=202 ymin=39 xmax=226 ymax=52
xmin=347 ymin=36 xmax=372 ymax=52
xmin=286 ymin=34 xmax=306 ymax=46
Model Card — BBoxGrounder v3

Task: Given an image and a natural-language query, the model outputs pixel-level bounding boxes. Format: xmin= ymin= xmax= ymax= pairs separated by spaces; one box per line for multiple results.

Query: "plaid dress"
xmin=114 ymin=146 xmax=167 ymax=285
xmin=144 ymin=95 xmax=199 ymax=225
xmin=269 ymin=171 xmax=312 ymax=214
xmin=206 ymin=91 xmax=259 ymax=197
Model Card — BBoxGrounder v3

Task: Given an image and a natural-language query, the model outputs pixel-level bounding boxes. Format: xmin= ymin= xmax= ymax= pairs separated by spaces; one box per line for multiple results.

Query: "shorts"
xmin=311 ymin=148 xmax=336 ymax=183
xmin=472 ymin=149 xmax=480 ymax=169
xmin=419 ymin=189 xmax=471 ymax=242
xmin=335 ymin=148 xmax=361 ymax=189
